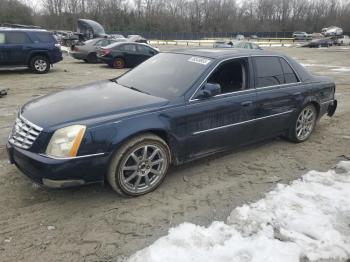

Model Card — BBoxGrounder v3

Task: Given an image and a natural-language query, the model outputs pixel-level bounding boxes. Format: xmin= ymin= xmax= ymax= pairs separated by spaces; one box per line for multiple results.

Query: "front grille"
xmin=9 ymin=116 xmax=43 ymax=150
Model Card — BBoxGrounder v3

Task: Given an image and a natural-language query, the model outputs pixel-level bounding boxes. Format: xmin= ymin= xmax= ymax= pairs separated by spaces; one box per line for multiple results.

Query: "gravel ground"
xmin=0 ymin=46 xmax=350 ymax=262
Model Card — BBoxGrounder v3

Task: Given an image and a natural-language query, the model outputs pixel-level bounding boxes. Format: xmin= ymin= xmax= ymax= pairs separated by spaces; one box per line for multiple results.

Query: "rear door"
xmin=119 ymin=44 xmax=139 ymax=67
xmin=253 ymin=56 xmax=301 ymax=139
xmin=5 ymin=31 xmax=33 ymax=65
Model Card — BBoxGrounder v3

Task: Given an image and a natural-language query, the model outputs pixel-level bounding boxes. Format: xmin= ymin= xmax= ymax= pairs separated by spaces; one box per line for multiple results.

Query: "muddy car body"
xmin=7 ymin=49 xmax=337 ymax=196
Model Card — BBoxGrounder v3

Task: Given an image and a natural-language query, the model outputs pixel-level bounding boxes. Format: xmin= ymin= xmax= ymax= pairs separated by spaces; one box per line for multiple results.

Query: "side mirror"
xmin=195 ymin=83 xmax=221 ymax=99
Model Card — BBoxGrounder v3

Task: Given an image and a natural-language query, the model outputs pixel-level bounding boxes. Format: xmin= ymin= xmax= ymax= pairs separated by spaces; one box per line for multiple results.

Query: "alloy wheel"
xmin=34 ymin=59 xmax=48 ymax=72
xmin=119 ymin=144 xmax=167 ymax=194
xmin=295 ymin=106 xmax=316 ymax=141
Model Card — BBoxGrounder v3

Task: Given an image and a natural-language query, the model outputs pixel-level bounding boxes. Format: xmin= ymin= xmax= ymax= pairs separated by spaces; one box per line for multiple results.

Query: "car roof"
xmin=165 ymin=48 xmax=280 ymax=60
xmin=104 ymin=41 xmax=152 ymax=48
xmin=0 ymin=27 xmax=47 ymax=32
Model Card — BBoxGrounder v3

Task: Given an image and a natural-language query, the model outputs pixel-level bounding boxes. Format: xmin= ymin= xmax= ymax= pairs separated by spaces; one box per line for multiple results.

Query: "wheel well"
xmin=147 ymin=130 xmax=169 ymax=145
xmin=29 ymin=53 xmax=49 ymax=65
xmin=310 ymin=101 xmax=320 ymax=117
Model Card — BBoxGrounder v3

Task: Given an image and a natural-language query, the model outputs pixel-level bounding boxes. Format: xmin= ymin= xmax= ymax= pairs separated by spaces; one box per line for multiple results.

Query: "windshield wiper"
xmin=113 ymin=80 xmax=150 ymax=95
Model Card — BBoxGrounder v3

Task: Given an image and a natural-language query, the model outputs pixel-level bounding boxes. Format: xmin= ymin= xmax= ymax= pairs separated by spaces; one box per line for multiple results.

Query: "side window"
xmin=137 ymin=45 xmax=154 ymax=55
xmin=252 ymin=43 xmax=259 ymax=49
xmin=33 ymin=32 xmax=55 ymax=43
xmin=280 ymin=58 xmax=299 ymax=84
xmin=120 ymin=44 xmax=136 ymax=52
xmin=253 ymin=56 xmax=284 ymax=88
xmin=94 ymin=40 xmax=103 ymax=46
xmin=0 ymin=33 xmax=5 ymax=44
xmin=5 ymin=32 xmax=32 ymax=44
xmin=207 ymin=58 xmax=248 ymax=94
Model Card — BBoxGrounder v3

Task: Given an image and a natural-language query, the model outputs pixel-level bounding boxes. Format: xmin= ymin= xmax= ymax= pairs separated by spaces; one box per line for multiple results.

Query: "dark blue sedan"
xmin=7 ymin=49 xmax=337 ymax=196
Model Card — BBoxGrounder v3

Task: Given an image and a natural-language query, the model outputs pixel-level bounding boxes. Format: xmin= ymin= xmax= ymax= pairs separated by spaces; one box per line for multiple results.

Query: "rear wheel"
xmin=287 ymin=104 xmax=317 ymax=143
xmin=112 ymin=57 xmax=125 ymax=69
xmin=30 ymin=55 xmax=50 ymax=74
xmin=107 ymin=134 xmax=171 ymax=196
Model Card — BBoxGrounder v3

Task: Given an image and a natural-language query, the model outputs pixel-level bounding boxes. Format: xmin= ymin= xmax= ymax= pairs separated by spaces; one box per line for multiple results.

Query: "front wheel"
xmin=30 ymin=56 xmax=50 ymax=74
xmin=287 ymin=104 xmax=317 ymax=143
xmin=107 ymin=134 xmax=171 ymax=196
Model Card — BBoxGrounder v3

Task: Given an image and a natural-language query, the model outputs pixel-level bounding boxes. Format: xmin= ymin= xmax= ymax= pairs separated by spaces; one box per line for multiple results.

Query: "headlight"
xmin=46 ymin=125 xmax=86 ymax=158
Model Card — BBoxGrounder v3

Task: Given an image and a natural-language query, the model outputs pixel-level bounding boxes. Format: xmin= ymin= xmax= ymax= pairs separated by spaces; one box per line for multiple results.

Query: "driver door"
xmin=185 ymin=57 xmax=257 ymax=159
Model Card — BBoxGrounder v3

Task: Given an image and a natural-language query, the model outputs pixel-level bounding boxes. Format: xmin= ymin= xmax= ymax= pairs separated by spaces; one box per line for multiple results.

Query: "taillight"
xmin=102 ymin=48 xmax=110 ymax=56
xmin=74 ymin=46 xmax=79 ymax=51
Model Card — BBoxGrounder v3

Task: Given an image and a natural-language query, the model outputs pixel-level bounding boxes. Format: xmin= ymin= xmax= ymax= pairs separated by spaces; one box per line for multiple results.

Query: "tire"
xmin=29 ymin=55 xmax=50 ymax=74
xmin=87 ymin=52 xmax=97 ymax=63
xmin=112 ymin=57 xmax=125 ymax=69
xmin=83 ymin=59 xmax=88 ymax=63
xmin=107 ymin=134 xmax=171 ymax=197
xmin=287 ymin=104 xmax=317 ymax=143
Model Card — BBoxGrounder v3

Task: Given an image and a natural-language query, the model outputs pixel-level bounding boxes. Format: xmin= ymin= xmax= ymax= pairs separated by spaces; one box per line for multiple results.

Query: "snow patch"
xmin=331 ymin=67 xmax=350 ymax=72
xmin=129 ymin=162 xmax=350 ymax=262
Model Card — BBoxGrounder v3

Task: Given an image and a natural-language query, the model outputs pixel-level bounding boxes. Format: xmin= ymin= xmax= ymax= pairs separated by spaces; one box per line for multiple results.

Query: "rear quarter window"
xmin=280 ymin=58 xmax=299 ymax=84
xmin=33 ymin=32 xmax=56 ymax=43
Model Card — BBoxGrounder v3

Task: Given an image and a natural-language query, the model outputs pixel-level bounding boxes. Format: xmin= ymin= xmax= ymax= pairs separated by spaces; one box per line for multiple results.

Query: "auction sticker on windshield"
xmin=188 ymin=57 xmax=211 ymax=65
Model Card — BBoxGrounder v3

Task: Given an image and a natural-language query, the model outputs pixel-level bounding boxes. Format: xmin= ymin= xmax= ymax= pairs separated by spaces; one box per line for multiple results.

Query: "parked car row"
xmin=213 ymin=41 xmax=262 ymax=50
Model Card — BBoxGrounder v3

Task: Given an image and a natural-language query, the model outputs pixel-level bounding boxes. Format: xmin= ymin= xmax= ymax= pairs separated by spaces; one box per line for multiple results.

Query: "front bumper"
xmin=327 ymin=99 xmax=337 ymax=117
xmin=6 ymin=142 xmax=109 ymax=188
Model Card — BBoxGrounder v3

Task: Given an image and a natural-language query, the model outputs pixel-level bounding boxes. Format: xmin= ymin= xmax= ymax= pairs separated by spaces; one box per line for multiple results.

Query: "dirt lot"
xmin=1 ymin=46 xmax=350 ymax=262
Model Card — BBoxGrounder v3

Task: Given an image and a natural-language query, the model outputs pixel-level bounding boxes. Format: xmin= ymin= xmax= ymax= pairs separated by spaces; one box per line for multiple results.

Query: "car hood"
xmin=21 ymin=80 xmax=169 ymax=129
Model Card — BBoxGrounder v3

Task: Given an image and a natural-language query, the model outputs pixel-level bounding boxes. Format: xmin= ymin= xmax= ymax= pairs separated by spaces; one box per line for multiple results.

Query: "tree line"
xmin=1 ymin=0 xmax=350 ymax=34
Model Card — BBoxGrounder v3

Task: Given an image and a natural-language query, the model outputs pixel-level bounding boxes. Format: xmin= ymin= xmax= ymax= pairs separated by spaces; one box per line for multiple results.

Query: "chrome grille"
xmin=9 ymin=116 xmax=43 ymax=150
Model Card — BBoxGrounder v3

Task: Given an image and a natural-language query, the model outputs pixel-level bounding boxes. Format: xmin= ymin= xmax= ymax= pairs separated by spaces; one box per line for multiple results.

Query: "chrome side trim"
xmin=254 ymin=82 xmax=303 ymax=91
xmin=321 ymin=99 xmax=334 ymax=105
xmin=39 ymin=152 xmax=106 ymax=160
xmin=193 ymin=110 xmax=294 ymax=135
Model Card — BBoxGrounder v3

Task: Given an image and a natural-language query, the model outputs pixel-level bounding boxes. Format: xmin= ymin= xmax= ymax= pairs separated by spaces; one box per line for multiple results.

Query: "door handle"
xmin=241 ymin=101 xmax=253 ymax=107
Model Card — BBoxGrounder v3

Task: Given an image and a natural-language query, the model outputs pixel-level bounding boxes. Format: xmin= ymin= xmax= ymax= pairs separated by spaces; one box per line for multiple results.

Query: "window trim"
xmin=189 ymin=56 xmax=249 ymax=102
xmin=189 ymin=55 xmax=303 ymax=102
xmin=252 ymin=55 xmax=301 ymax=89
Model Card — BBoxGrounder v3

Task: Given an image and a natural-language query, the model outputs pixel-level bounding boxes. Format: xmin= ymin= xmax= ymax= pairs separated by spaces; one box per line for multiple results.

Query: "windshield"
xmin=116 ymin=53 xmax=212 ymax=99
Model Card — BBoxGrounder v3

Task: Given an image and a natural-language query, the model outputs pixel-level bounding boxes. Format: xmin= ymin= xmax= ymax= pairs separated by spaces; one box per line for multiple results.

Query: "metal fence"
xmin=109 ymin=31 xmax=298 ymax=40
xmin=109 ymin=31 xmax=350 ymax=40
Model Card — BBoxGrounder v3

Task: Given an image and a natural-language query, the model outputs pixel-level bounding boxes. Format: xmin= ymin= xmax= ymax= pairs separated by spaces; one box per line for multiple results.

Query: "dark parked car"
xmin=70 ymin=38 xmax=125 ymax=63
xmin=308 ymin=38 xmax=333 ymax=48
xmin=0 ymin=28 xmax=62 ymax=73
xmin=7 ymin=49 xmax=337 ymax=196
xmin=97 ymin=42 xmax=158 ymax=69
